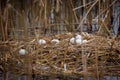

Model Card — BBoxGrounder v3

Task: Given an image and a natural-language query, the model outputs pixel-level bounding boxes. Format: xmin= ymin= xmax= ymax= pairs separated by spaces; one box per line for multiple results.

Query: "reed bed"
xmin=0 ymin=0 xmax=120 ymax=80
xmin=0 ymin=33 xmax=120 ymax=79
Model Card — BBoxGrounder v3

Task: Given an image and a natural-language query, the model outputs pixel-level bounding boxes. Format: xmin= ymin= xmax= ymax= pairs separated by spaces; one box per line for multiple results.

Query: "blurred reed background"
xmin=0 ymin=0 xmax=119 ymax=41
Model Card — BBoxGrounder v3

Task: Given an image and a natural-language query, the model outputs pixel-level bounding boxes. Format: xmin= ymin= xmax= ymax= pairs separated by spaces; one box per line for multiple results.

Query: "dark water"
xmin=0 ymin=73 xmax=120 ymax=80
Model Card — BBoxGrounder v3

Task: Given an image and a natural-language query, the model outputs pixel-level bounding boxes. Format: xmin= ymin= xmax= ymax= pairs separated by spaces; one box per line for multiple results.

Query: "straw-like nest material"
xmin=0 ymin=32 xmax=120 ymax=77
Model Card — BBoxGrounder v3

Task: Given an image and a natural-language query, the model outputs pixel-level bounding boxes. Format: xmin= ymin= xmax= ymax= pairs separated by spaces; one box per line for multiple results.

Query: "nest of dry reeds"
xmin=0 ymin=33 xmax=120 ymax=77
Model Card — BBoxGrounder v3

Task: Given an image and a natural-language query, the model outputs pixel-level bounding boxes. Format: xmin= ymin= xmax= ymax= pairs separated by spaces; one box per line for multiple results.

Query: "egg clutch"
xmin=19 ymin=33 xmax=89 ymax=55
xmin=1 ymin=32 xmax=119 ymax=78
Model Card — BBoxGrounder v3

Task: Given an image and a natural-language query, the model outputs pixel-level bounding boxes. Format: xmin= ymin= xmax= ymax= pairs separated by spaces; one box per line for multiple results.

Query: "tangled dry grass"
xmin=0 ymin=33 xmax=120 ymax=78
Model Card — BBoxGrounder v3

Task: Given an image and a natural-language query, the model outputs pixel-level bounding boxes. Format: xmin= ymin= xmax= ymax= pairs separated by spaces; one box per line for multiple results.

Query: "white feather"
xmin=64 ymin=64 xmax=67 ymax=71
xmin=51 ymin=39 xmax=60 ymax=44
xmin=19 ymin=49 xmax=26 ymax=55
xmin=38 ymin=39 xmax=46 ymax=45
xmin=70 ymin=37 xmax=75 ymax=44
xmin=82 ymin=40 xmax=88 ymax=43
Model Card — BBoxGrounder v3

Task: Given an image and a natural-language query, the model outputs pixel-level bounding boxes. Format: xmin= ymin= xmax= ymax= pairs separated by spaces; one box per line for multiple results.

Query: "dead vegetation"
xmin=0 ymin=33 xmax=120 ymax=79
xmin=0 ymin=0 xmax=120 ymax=80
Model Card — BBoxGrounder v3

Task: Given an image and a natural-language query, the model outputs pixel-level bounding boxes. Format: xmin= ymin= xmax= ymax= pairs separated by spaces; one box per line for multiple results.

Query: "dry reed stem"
xmin=77 ymin=0 xmax=98 ymax=32
xmin=0 ymin=33 xmax=120 ymax=79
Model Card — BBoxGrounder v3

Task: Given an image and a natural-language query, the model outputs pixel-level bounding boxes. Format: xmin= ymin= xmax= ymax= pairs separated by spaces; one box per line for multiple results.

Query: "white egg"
xmin=82 ymin=40 xmax=88 ymax=43
xmin=76 ymin=39 xmax=83 ymax=45
xmin=38 ymin=39 xmax=46 ymax=45
xmin=75 ymin=35 xmax=82 ymax=39
xmin=19 ymin=49 xmax=26 ymax=55
xmin=51 ymin=39 xmax=60 ymax=44
xmin=70 ymin=37 xmax=75 ymax=44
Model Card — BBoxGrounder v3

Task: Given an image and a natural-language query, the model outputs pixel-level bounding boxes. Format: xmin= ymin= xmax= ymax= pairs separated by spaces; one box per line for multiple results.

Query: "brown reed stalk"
xmin=44 ymin=0 xmax=47 ymax=35
xmin=70 ymin=0 xmax=78 ymax=24
xmin=78 ymin=0 xmax=99 ymax=33
xmin=0 ymin=16 xmax=6 ymax=41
